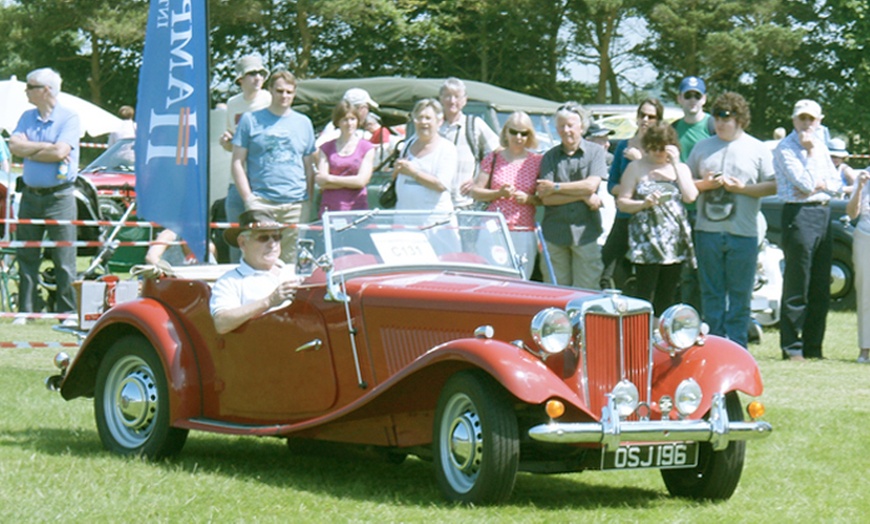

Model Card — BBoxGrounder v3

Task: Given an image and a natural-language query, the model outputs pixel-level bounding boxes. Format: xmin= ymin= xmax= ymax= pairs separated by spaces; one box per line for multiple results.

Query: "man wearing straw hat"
xmin=209 ymin=209 xmax=299 ymax=334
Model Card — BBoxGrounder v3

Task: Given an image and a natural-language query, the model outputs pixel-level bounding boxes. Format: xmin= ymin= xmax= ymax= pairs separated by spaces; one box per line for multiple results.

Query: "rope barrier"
xmin=0 ymin=312 xmax=76 ymax=320
xmin=0 ymin=341 xmax=79 ymax=349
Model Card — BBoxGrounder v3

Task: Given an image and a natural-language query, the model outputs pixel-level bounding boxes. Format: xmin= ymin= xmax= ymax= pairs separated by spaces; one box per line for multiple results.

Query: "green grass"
xmin=1 ymin=312 xmax=868 ymax=523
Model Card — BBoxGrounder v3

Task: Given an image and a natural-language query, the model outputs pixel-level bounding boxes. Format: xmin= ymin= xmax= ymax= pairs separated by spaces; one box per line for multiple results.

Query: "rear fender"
xmin=59 ymin=298 xmax=202 ymax=422
xmin=652 ymin=335 xmax=764 ymax=417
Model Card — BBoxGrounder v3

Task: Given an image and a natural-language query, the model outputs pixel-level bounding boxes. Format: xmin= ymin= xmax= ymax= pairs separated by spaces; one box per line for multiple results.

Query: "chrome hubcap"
xmin=448 ymin=410 xmax=482 ymax=475
xmin=117 ymin=371 xmax=155 ymax=430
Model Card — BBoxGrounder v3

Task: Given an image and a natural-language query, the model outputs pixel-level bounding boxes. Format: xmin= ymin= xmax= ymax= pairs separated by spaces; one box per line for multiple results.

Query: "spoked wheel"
xmin=433 ymin=371 xmax=519 ymax=504
xmin=94 ymin=336 xmax=188 ymax=458
xmin=661 ymin=392 xmax=746 ymax=500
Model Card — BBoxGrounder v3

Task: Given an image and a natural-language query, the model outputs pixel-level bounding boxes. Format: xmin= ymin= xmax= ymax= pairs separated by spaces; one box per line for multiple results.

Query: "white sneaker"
xmin=12 ymin=317 xmax=29 ymax=326
xmin=858 ymin=355 xmax=870 ymax=364
xmin=60 ymin=317 xmax=78 ymax=328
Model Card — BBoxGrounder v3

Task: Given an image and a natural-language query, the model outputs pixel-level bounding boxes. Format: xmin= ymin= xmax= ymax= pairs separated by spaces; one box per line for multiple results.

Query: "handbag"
xmin=378 ymin=178 xmax=398 ymax=209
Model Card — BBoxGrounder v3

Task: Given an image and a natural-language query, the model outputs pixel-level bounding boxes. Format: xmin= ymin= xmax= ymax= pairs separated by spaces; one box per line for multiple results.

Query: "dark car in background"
xmin=760 ymin=196 xmax=855 ymax=309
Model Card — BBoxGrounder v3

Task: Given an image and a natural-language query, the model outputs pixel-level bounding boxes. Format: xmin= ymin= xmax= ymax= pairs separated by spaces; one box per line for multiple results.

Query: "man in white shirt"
xmin=210 ymin=209 xmax=298 ymax=334
xmin=438 ymin=77 xmax=500 ymax=209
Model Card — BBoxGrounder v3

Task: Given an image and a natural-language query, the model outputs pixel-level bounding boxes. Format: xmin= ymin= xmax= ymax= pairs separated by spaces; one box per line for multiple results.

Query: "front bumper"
xmin=528 ymin=393 xmax=772 ymax=451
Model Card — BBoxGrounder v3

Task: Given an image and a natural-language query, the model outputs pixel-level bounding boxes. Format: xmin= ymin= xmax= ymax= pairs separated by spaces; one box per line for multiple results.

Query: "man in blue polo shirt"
xmin=9 ymin=68 xmax=80 ymax=320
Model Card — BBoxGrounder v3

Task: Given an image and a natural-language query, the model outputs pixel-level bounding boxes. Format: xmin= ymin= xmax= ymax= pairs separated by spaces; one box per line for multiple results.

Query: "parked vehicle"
xmin=48 ymin=209 xmax=772 ymax=504
xmin=78 ymin=138 xmax=136 ymax=221
xmin=760 ymin=196 xmax=855 ymax=309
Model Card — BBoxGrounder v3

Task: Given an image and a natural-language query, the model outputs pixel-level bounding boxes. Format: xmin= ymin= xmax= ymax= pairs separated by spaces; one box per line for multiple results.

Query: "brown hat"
xmin=224 ymin=209 xmax=287 ymax=247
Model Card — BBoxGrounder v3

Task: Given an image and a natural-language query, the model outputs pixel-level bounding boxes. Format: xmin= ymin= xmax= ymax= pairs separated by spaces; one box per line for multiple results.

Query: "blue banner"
xmin=135 ymin=0 xmax=209 ymax=262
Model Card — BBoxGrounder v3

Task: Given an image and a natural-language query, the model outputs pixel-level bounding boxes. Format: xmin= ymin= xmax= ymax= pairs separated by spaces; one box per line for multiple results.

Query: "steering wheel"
xmin=330 ymin=246 xmax=365 ymax=258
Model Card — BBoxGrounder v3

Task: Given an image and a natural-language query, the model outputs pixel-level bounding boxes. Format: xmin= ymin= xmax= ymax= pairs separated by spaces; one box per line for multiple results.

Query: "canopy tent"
xmin=0 ymin=76 xmax=122 ymax=137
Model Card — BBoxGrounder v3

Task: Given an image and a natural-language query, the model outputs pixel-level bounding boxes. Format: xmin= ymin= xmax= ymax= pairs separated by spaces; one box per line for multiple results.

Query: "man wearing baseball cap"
xmin=673 ymin=76 xmax=716 ymax=313
xmin=773 ymin=99 xmax=842 ymax=360
xmin=316 ymin=87 xmax=379 ymax=146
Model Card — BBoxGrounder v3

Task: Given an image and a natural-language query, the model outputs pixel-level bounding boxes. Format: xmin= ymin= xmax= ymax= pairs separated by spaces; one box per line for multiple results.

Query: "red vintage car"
xmin=48 ymin=210 xmax=772 ymax=504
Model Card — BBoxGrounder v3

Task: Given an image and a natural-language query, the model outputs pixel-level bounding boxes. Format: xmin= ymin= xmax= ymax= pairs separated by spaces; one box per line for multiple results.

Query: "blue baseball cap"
xmin=679 ymin=76 xmax=706 ymax=96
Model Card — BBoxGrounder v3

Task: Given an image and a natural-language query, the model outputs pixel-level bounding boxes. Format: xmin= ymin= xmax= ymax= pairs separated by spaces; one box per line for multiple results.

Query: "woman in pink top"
xmin=470 ymin=111 xmax=542 ymax=278
xmin=315 ymin=101 xmax=376 ymax=217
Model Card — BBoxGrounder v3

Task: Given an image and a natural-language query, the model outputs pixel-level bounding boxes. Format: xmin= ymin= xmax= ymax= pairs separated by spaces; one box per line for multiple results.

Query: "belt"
xmin=23 ymin=181 xmax=74 ymax=196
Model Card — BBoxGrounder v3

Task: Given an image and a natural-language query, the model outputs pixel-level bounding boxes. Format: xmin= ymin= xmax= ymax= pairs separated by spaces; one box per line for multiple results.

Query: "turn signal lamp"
xmin=747 ymin=401 xmax=766 ymax=419
xmin=545 ymin=399 xmax=565 ymax=419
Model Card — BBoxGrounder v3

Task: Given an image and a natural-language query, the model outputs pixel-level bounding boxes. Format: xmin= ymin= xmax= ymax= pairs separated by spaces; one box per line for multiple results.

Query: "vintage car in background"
xmin=760 ymin=196 xmax=855 ymax=309
xmin=78 ymin=138 xmax=136 ymax=221
xmin=47 ymin=210 xmax=772 ymax=504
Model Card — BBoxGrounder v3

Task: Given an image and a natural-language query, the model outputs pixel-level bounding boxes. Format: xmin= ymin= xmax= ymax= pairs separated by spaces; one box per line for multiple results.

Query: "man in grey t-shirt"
xmin=687 ymin=92 xmax=776 ymax=347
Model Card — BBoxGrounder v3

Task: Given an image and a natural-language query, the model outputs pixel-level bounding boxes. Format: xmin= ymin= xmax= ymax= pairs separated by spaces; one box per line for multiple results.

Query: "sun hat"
xmin=342 ymin=88 xmax=379 ymax=108
xmin=234 ymin=55 xmax=269 ymax=83
xmin=828 ymin=138 xmax=849 ymax=158
xmin=224 ymin=209 xmax=288 ymax=248
xmin=585 ymin=122 xmax=614 ymax=138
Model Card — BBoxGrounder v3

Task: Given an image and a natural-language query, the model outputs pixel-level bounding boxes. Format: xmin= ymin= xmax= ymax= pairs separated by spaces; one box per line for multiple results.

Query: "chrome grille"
xmin=572 ymin=294 xmax=653 ymax=418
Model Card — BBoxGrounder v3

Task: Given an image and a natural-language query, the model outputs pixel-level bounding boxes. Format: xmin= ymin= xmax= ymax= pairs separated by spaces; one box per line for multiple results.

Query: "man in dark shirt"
xmin=536 ymin=103 xmax=608 ymax=289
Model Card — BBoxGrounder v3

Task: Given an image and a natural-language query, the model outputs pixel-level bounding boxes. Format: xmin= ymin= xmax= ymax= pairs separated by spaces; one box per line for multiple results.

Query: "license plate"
xmin=601 ymin=442 xmax=699 ymax=470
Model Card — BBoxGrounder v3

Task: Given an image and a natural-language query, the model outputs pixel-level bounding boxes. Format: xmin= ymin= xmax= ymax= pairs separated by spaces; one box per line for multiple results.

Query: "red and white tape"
xmin=0 ymin=341 xmax=79 ymax=349
xmin=0 ymin=312 xmax=76 ymax=320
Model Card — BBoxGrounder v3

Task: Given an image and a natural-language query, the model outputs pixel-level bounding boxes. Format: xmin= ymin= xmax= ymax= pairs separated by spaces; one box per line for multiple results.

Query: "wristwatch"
xmin=554 ymin=183 xmax=561 ymax=193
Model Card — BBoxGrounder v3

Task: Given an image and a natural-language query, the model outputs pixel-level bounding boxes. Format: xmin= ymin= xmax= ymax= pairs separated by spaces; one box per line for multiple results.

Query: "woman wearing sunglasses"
xmin=616 ymin=123 xmax=698 ymax=316
xmin=470 ymin=111 xmax=542 ymax=278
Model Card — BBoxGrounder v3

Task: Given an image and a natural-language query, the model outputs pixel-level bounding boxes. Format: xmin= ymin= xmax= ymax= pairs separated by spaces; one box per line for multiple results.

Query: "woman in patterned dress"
xmin=616 ymin=124 xmax=698 ymax=315
xmin=470 ymin=111 xmax=542 ymax=278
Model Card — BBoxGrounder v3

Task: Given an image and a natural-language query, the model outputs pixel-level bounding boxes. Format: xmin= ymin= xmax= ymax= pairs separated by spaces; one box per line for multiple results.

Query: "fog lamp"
xmin=674 ymin=378 xmax=702 ymax=416
xmin=611 ymin=379 xmax=639 ymax=418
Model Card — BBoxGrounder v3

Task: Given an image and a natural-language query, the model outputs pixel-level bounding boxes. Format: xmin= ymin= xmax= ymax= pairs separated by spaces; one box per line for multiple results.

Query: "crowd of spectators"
xmin=8 ymin=59 xmax=867 ymax=363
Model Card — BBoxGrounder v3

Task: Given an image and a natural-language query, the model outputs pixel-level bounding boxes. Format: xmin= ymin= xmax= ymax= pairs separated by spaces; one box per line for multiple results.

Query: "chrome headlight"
xmin=530 ymin=308 xmax=571 ymax=355
xmin=611 ymin=379 xmax=639 ymax=418
xmin=674 ymin=378 xmax=703 ymax=416
xmin=658 ymin=304 xmax=702 ymax=352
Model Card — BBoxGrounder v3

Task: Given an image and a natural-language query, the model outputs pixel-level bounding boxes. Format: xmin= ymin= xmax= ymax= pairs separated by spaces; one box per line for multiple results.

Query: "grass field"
xmin=1 ymin=311 xmax=868 ymax=523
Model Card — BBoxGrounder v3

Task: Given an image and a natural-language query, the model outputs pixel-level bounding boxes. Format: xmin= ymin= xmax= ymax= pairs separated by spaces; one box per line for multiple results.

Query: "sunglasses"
xmin=558 ymin=103 xmax=584 ymax=117
xmin=714 ymin=110 xmax=734 ymax=119
xmin=251 ymin=232 xmax=283 ymax=243
xmin=25 ymin=84 xmax=45 ymax=91
xmin=683 ymin=91 xmax=703 ymax=100
xmin=638 ymin=113 xmax=658 ymax=120
xmin=245 ymin=70 xmax=267 ymax=78
xmin=507 ymin=128 xmax=530 ymax=137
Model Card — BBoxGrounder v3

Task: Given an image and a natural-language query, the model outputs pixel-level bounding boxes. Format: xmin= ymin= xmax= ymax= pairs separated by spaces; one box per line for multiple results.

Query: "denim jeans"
xmin=695 ymin=231 xmax=757 ymax=348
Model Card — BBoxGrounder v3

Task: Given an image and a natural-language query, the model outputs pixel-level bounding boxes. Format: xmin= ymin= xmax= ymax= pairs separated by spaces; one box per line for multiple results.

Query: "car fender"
xmin=651 ymin=335 xmax=764 ymax=416
xmin=60 ymin=297 xmax=201 ymax=422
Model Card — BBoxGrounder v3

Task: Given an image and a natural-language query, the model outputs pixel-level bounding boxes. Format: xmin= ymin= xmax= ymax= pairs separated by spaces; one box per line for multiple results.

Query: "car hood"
xmin=345 ymin=271 xmax=591 ymax=343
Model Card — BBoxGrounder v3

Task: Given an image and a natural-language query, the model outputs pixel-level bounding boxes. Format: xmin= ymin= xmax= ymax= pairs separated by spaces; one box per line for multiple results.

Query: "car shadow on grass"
xmin=169 ymin=436 xmax=665 ymax=509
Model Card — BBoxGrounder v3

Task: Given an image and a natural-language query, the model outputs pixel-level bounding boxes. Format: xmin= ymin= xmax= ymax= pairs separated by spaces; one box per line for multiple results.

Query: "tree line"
xmin=1 ymin=0 xmax=868 ymax=151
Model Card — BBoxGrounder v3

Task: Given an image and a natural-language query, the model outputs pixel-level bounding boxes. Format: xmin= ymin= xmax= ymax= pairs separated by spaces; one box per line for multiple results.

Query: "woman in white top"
xmin=847 ymin=169 xmax=870 ymax=363
xmin=393 ymin=98 xmax=458 ymax=213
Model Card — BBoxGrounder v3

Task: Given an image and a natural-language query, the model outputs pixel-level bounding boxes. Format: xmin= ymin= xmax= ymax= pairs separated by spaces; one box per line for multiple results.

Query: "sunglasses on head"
xmin=558 ymin=103 xmax=583 ymax=117
xmin=507 ymin=128 xmax=530 ymax=137
xmin=683 ymin=91 xmax=703 ymax=100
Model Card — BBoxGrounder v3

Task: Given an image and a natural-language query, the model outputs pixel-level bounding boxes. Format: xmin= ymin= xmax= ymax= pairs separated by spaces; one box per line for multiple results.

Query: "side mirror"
xmin=296 ymin=239 xmax=316 ymax=276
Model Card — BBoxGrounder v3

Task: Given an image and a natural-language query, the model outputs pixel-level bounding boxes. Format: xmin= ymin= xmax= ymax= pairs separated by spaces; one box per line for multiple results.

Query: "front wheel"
xmin=661 ymin=392 xmax=746 ymax=500
xmin=94 ymin=336 xmax=188 ymax=458
xmin=433 ymin=371 xmax=519 ymax=504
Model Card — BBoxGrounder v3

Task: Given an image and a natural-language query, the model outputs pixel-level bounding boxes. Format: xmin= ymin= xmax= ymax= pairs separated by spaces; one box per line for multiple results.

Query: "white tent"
xmin=0 ymin=76 xmax=122 ymax=137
